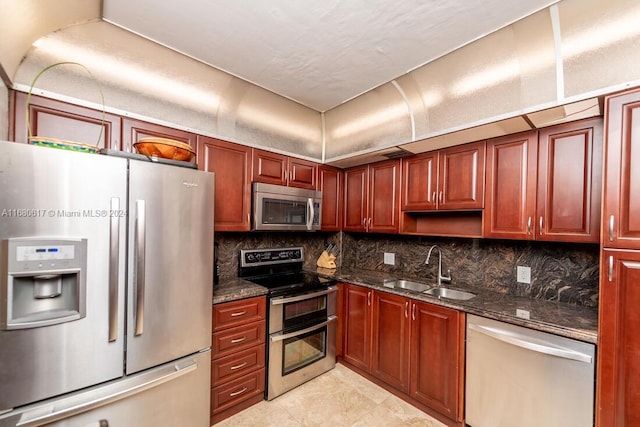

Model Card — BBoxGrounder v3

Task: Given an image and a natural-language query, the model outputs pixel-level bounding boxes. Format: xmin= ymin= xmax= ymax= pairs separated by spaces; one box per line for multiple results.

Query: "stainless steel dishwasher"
xmin=465 ymin=314 xmax=595 ymax=427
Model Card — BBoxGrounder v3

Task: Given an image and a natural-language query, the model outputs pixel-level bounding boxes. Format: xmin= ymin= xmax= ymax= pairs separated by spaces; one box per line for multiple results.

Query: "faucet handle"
xmin=441 ymin=269 xmax=452 ymax=283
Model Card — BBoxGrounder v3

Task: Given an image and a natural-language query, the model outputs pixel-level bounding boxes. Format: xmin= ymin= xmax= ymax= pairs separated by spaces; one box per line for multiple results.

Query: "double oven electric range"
xmin=238 ymin=247 xmax=337 ymax=400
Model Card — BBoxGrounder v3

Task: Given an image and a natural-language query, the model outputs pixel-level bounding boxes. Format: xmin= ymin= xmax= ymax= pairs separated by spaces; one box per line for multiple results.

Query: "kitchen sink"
xmin=383 ymin=279 xmax=431 ymax=293
xmin=424 ymin=287 xmax=476 ymax=300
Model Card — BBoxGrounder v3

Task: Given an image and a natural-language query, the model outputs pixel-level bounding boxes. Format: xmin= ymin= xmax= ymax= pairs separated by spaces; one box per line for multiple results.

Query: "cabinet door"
xmin=342 ymin=284 xmax=372 ymax=372
xmin=537 ymin=118 xmax=602 ymax=243
xmin=369 ymin=160 xmax=400 ymax=233
xmin=343 ymin=165 xmax=368 ymax=232
xmin=484 ymin=131 xmax=538 ymax=239
xmin=401 ymin=152 xmax=438 ymax=211
xmin=12 ymin=91 xmax=121 ymax=150
xmin=603 ymin=89 xmax=640 ymax=249
xmin=288 ymin=157 xmax=317 ymax=190
xmin=318 ymin=165 xmax=342 ymax=231
xmin=371 ymin=291 xmax=410 ymax=393
xmin=251 ymin=148 xmax=287 ymax=186
xmin=198 ymin=137 xmax=251 ymax=231
xmin=410 ymin=301 xmax=464 ymax=422
xmin=597 ymin=249 xmax=640 ymax=427
xmin=122 ymin=117 xmax=196 ymax=154
xmin=438 ymin=141 xmax=485 ymax=210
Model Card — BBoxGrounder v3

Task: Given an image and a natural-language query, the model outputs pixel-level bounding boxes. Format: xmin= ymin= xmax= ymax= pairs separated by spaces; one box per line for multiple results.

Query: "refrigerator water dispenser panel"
xmin=2 ymin=238 xmax=87 ymax=330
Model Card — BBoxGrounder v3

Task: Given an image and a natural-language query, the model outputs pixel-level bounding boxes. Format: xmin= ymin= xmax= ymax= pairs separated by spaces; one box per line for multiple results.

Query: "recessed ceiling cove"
xmin=103 ymin=0 xmax=558 ymax=112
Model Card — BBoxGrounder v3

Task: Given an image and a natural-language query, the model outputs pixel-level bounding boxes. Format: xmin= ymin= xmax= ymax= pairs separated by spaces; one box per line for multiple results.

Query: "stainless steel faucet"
xmin=425 ymin=245 xmax=452 ymax=286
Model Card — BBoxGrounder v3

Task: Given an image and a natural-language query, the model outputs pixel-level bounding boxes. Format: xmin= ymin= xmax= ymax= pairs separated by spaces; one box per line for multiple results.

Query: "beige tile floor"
xmin=214 ymin=363 xmax=447 ymax=427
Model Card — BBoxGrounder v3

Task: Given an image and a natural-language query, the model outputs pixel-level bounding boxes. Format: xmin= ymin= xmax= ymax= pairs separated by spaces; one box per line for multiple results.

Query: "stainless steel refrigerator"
xmin=0 ymin=140 xmax=214 ymax=426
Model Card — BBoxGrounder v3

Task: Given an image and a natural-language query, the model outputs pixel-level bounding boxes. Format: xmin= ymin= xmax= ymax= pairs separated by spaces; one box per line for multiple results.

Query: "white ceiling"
xmin=103 ymin=0 xmax=558 ymax=112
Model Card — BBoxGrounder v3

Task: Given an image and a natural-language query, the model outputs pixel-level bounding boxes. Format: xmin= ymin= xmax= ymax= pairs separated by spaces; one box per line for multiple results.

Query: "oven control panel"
xmin=240 ymin=247 xmax=304 ymax=267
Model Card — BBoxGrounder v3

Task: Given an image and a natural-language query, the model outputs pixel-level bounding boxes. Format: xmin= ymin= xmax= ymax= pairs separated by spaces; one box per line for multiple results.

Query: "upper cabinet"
xmin=11 ymin=92 xmax=122 ymax=150
xmin=401 ymin=141 xmax=485 ymax=212
xmin=122 ymin=117 xmax=197 ymax=154
xmin=603 ymin=88 xmax=640 ymax=249
xmin=485 ymin=118 xmax=602 ymax=243
xmin=252 ymin=148 xmax=317 ymax=190
xmin=318 ymin=165 xmax=342 ymax=231
xmin=343 ymin=159 xmax=400 ymax=233
xmin=198 ymin=136 xmax=252 ymax=231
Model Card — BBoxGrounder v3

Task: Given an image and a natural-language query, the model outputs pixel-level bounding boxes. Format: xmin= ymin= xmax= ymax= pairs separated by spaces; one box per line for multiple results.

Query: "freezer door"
xmin=126 ymin=160 xmax=214 ymax=374
xmin=0 ymin=350 xmax=211 ymax=427
xmin=0 ymin=141 xmax=127 ymax=412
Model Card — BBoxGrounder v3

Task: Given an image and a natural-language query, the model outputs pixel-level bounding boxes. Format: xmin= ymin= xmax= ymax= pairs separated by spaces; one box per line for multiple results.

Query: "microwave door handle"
xmin=306 ymin=197 xmax=314 ymax=230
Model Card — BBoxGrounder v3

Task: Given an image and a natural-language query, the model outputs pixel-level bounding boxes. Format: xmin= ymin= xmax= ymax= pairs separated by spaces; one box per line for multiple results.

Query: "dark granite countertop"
xmin=212 ymin=268 xmax=598 ymax=344
xmin=315 ymin=267 xmax=598 ymax=344
xmin=212 ymin=277 xmax=268 ymax=305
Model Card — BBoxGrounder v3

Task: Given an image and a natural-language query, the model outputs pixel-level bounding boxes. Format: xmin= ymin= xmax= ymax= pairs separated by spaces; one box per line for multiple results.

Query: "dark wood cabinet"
xmin=197 ymin=136 xmax=252 ymax=231
xmin=597 ymin=249 xmax=640 ymax=427
xmin=318 ymin=165 xmax=342 ymax=231
xmin=343 ymin=160 xmax=400 ymax=233
xmin=211 ymin=297 xmax=266 ymax=425
xmin=484 ymin=131 xmax=538 ymax=239
xmin=401 ymin=141 xmax=485 ymax=212
xmin=343 ymin=165 xmax=369 ymax=232
xmin=409 ymin=300 xmax=464 ymax=422
xmin=485 ymin=118 xmax=602 ymax=243
xmin=341 ymin=283 xmax=464 ymax=423
xmin=371 ymin=292 xmax=411 ymax=393
xmin=597 ymin=88 xmax=640 ymax=426
xmin=401 ymin=152 xmax=438 ymax=211
xmin=342 ymin=284 xmax=372 ymax=372
xmin=252 ymin=148 xmax=317 ymax=189
xmin=603 ymin=89 xmax=640 ymax=249
xmin=122 ymin=117 xmax=196 ymax=153
xmin=11 ymin=91 xmax=121 ymax=150
xmin=537 ymin=118 xmax=602 ymax=242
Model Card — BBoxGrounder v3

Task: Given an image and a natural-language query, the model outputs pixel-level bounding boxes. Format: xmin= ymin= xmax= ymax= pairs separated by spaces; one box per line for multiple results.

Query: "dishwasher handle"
xmin=468 ymin=323 xmax=593 ymax=364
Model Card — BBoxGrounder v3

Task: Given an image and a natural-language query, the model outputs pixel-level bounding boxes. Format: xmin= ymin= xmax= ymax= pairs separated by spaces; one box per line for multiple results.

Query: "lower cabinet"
xmin=211 ymin=296 xmax=266 ymax=425
xmin=341 ymin=283 xmax=465 ymax=424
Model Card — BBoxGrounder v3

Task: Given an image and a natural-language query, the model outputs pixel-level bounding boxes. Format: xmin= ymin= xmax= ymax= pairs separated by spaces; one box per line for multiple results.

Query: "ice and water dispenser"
xmin=1 ymin=238 xmax=87 ymax=330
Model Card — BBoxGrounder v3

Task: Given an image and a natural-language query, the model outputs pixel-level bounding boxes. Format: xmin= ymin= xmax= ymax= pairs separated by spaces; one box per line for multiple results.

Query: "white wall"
xmin=0 ymin=80 xmax=8 ymax=140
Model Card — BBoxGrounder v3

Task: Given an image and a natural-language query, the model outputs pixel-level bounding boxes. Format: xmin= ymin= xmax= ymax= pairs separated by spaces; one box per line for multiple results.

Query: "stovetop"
xmin=238 ymin=247 xmax=335 ymax=297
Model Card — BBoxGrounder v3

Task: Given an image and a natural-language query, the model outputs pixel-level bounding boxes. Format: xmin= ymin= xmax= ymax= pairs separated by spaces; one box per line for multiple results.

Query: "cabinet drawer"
xmin=211 ymin=368 xmax=265 ymax=414
xmin=212 ymin=344 xmax=265 ymax=385
xmin=212 ymin=320 xmax=266 ymax=357
xmin=213 ymin=296 xmax=266 ymax=331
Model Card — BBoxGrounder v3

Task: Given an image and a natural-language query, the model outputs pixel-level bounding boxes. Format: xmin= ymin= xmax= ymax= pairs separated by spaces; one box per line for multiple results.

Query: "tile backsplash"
xmin=216 ymin=231 xmax=599 ymax=308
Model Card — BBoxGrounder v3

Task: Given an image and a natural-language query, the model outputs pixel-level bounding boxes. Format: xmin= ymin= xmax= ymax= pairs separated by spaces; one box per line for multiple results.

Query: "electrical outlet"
xmin=517 ymin=266 xmax=531 ymax=284
xmin=384 ymin=252 xmax=395 ymax=265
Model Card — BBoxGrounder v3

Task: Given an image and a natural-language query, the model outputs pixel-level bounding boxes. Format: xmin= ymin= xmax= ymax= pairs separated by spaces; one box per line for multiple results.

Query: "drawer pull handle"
xmin=230 ymin=311 xmax=247 ymax=317
xmin=230 ymin=336 xmax=247 ymax=344
xmin=229 ymin=361 xmax=248 ymax=371
xmin=229 ymin=387 xmax=248 ymax=397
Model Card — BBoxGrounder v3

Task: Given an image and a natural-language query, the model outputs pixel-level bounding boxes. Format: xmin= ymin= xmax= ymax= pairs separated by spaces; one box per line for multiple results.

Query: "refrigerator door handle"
xmin=468 ymin=323 xmax=593 ymax=364
xmin=134 ymin=199 xmax=146 ymax=336
xmin=108 ymin=197 xmax=120 ymax=342
xmin=16 ymin=359 xmax=198 ymax=427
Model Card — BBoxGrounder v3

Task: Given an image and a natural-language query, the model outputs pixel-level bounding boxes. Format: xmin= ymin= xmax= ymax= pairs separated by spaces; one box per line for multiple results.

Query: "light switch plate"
xmin=517 ymin=266 xmax=531 ymax=284
xmin=516 ymin=309 xmax=531 ymax=319
xmin=384 ymin=252 xmax=395 ymax=265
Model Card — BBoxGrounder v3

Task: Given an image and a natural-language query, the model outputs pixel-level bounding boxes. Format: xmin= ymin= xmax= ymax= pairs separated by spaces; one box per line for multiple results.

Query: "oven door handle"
xmin=270 ymin=315 xmax=337 ymax=342
xmin=270 ymin=286 xmax=337 ymax=305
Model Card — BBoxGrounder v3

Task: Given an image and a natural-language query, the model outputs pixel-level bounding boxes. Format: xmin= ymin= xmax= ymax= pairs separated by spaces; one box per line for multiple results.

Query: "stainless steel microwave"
xmin=252 ymin=182 xmax=322 ymax=231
